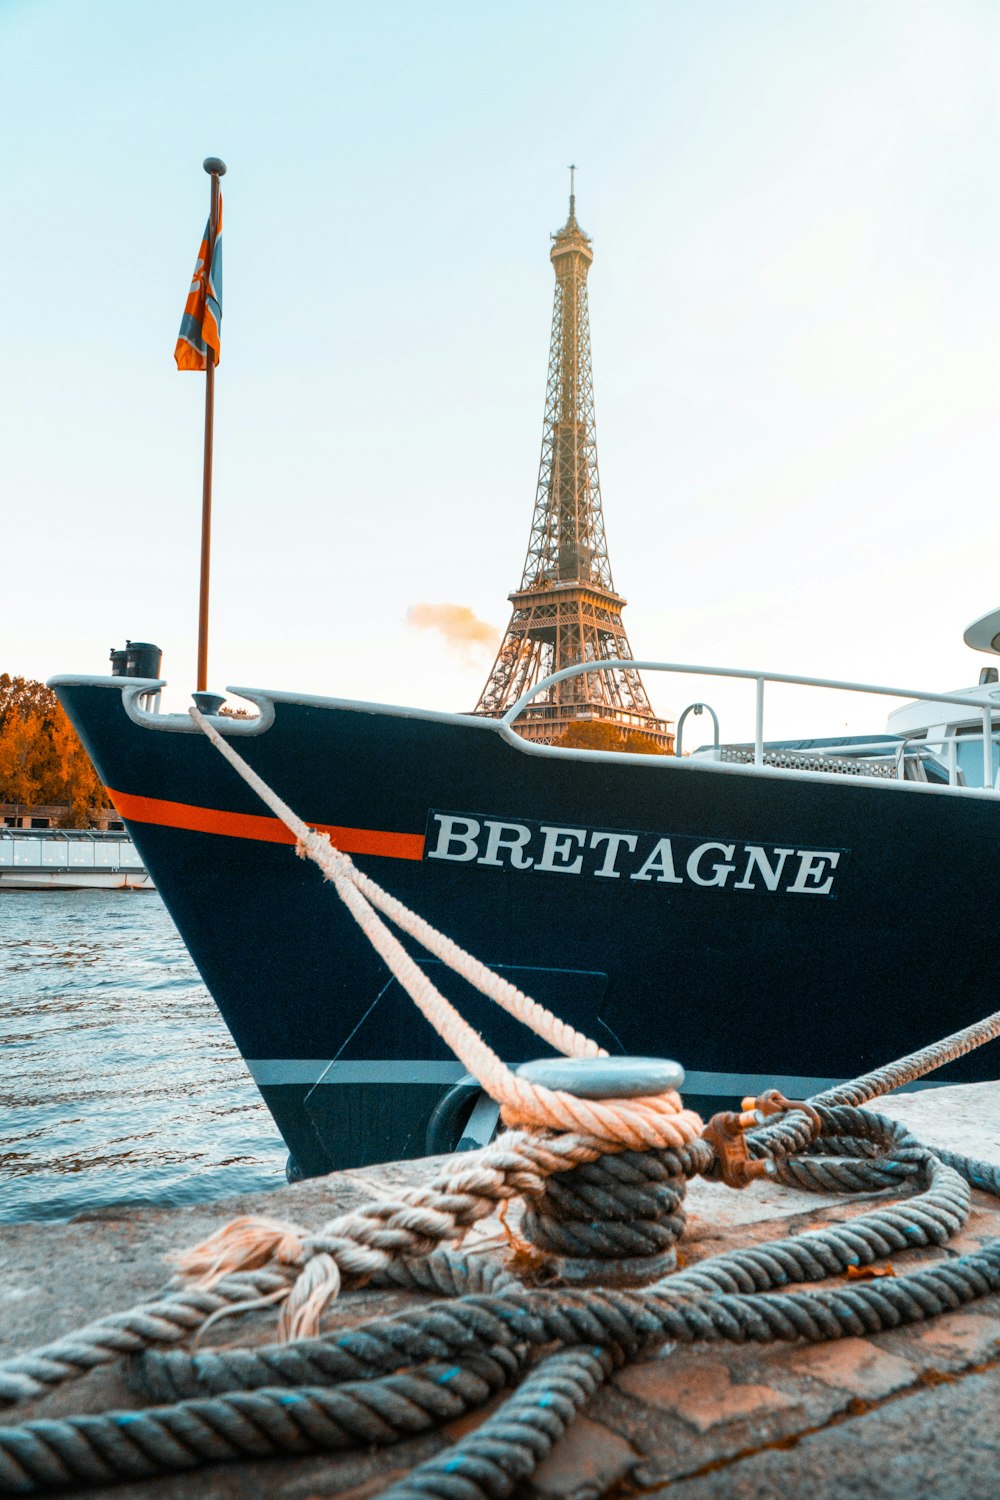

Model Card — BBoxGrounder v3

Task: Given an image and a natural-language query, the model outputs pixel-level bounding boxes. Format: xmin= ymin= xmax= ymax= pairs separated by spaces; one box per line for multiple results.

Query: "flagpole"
xmin=197 ymin=156 xmax=226 ymax=694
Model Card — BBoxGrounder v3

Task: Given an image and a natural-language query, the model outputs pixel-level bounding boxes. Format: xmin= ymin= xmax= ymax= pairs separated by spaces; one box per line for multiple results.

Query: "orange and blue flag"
xmin=174 ymin=199 xmax=223 ymax=370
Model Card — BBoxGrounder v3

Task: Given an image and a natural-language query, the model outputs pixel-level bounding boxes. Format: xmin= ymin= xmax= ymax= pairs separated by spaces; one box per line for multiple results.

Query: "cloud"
xmin=405 ymin=603 xmax=497 ymax=660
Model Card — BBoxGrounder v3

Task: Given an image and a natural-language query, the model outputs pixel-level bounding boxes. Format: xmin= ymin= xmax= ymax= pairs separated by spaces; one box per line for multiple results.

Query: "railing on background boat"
xmin=501 ymin=661 xmax=1000 ymax=791
xmin=0 ymin=831 xmax=146 ymax=872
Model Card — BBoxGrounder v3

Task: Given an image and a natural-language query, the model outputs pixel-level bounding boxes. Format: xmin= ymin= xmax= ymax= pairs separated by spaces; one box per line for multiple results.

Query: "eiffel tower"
xmin=474 ymin=174 xmax=674 ymax=751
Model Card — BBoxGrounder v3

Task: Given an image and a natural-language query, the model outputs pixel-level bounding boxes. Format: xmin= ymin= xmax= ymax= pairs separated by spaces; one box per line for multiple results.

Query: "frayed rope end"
xmin=171 ymin=1215 xmax=306 ymax=1289
xmin=278 ymin=1252 xmax=342 ymax=1340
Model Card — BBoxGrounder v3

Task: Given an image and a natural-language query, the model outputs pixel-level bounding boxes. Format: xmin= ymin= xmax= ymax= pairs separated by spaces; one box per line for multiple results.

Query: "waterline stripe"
xmin=247 ymin=1060 xmax=468 ymax=1085
xmin=245 ymin=1059 xmax=904 ymax=1096
xmin=682 ymin=1070 xmax=844 ymax=1097
xmin=107 ymin=788 xmax=425 ymax=861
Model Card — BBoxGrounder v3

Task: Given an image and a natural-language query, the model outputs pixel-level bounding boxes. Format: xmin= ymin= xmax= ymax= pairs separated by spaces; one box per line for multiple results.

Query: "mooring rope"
xmin=3 ymin=1077 xmax=1000 ymax=1492
xmin=379 ymin=1345 xmax=615 ymax=1500
xmin=186 ymin=707 xmax=702 ymax=1149
xmin=0 ymin=1272 xmax=291 ymax=1408
xmin=176 ymin=708 xmax=704 ymax=1330
xmin=749 ymin=1007 xmax=1000 ymax=1166
xmin=2 ymin=720 xmax=1000 ymax=1495
xmin=3 ymin=1126 xmax=1000 ymax=1494
xmin=127 ymin=1108 xmax=981 ymax=1402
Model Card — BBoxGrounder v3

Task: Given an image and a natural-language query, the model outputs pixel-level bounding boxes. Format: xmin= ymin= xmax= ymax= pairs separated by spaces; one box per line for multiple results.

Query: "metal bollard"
xmin=514 ymin=1056 xmax=692 ymax=1287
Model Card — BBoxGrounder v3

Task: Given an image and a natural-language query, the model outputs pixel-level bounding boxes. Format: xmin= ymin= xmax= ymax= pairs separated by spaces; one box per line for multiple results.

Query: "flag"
xmin=174 ymin=198 xmax=223 ymax=370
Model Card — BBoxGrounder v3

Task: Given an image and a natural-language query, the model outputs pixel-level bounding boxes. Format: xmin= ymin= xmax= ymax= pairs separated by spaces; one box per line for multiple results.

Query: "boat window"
xmin=952 ymin=734 xmax=999 ymax=788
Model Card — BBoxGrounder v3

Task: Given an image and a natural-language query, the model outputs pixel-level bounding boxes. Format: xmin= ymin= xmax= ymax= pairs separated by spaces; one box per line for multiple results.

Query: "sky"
xmin=2 ymin=0 xmax=998 ymax=744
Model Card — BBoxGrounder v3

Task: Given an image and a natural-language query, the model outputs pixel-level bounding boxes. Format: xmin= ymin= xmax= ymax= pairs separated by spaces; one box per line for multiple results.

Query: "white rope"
xmin=190 ymin=707 xmax=605 ymax=1063
xmin=58 ymin=709 xmax=706 ymax=1340
xmin=188 ymin=707 xmax=702 ymax=1145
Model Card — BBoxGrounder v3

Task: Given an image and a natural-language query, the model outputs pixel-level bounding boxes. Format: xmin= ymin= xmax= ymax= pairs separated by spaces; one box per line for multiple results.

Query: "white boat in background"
xmin=0 ymin=829 xmax=154 ymax=891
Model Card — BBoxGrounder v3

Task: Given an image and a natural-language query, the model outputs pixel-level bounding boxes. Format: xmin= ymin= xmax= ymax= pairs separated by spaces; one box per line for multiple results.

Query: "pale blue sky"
xmin=2 ymin=0 xmax=998 ymax=739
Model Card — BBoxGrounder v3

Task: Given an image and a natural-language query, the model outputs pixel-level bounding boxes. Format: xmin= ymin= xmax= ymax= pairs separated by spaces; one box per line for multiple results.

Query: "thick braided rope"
xmin=666 ymin=1118 xmax=969 ymax=1299
xmin=774 ymin=1125 xmax=1000 ymax=1202
xmin=188 ymin=707 xmax=702 ymax=1150
xmin=296 ymin=834 xmax=699 ymax=1144
xmin=814 ymin=1008 xmax=1000 ymax=1108
xmin=133 ymin=1252 xmax=526 ymax=1404
xmin=6 ymin=1111 xmax=974 ymax=1414
xmin=750 ymin=1008 xmax=1000 ymax=1161
xmin=189 ymin=706 xmax=604 ymax=1064
xmin=0 ymin=1137 xmax=707 ymax=1412
xmin=6 ymin=1248 xmax=1000 ymax=1494
xmin=521 ymin=1148 xmax=688 ymax=1259
xmin=132 ymin=1110 xmax=976 ymax=1402
xmin=380 ymin=1346 xmax=614 ymax=1500
xmin=0 ymin=1353 xmax=526 ymax=1494
xmin=0 ymin=1272 xmax=290 ymax=1410
xmin=3 ymin=1111 xmax=1000 ymax=1494
xmin=147 ymin=1220 xmax=1000 ymax=1406
xmin=176 ymin=1135 xmax=712 ymax=1341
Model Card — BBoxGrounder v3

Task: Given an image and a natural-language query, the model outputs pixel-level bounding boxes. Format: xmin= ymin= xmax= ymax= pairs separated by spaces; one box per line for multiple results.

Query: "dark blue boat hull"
xmin=52 ymin=678 xmax=1000 ymax=1175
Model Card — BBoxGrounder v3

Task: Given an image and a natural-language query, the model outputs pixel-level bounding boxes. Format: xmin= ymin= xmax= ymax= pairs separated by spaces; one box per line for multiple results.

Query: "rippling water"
xmin=0 ymin=890 xmax=287 ymax=1223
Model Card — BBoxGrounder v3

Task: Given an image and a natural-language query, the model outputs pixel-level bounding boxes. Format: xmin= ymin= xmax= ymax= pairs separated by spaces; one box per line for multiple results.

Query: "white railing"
xmin=890 ymin=733 xmax=1000 ymax=786
xmin=0 ymin=836 xmax=145 ymax=870
xmin=501 ymin=660 xmax=1000 ymax=790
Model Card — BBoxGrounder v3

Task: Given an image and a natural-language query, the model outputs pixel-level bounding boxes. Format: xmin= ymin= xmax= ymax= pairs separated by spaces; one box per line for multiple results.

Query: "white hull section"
xmin=0 ymin=870 xmax=154 ymax=890
xmin=0 ymin=831 xmax=153 ymax=891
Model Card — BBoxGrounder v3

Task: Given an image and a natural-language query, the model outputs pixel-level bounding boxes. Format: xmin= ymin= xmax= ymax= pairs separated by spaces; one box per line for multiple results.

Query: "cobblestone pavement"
xmin=1 ymin=1081 xmax=998 ymax=1499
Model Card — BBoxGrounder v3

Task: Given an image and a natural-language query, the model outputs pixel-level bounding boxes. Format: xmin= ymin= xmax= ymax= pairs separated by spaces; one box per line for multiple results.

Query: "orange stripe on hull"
xmin=107 ymin=788 xmax=425 ymax=861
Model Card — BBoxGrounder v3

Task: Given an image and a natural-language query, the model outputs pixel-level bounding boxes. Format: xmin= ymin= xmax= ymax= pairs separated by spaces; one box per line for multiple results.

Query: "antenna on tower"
xmin=568 ymin=163 xmax=576 ymax=217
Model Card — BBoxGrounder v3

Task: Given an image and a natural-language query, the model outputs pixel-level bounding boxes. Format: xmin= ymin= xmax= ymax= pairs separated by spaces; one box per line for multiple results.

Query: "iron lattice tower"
xmin=474 ymin=179 xmax=674 ymax=750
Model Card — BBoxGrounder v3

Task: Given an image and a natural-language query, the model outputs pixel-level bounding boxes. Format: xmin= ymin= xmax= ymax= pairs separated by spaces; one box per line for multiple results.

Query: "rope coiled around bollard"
xmin=3 ymin=1109 xmax=1000 ymax=1495
xmin=2 ymin=711 xmax=999 ymax=1493
xmin=519 ymin=1145 xmax=694 ymax=1264
xmin=127 ymin=1108 xmax=975 ymax=1402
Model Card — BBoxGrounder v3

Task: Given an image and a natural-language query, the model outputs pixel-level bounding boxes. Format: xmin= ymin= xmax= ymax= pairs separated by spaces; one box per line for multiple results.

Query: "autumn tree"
xmin=553 ymin=720 xmax=668 ymax=755
xmin=0 ymin=675 xmax=109 ymax=827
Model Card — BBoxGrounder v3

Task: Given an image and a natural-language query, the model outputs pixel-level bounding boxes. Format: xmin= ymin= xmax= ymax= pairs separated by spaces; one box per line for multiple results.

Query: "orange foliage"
xmin=554 ymin=719 xmax=668 ymax=755
xmin=0 ymin=675 xmax=108 ymax=827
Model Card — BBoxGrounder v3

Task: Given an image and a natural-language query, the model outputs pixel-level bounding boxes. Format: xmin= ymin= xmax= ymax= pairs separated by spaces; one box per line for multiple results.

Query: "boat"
xmin=49 ymin=619 xmax=1000 ymax=1178
xmin=0 ymin=826 xmax=154 ymax=891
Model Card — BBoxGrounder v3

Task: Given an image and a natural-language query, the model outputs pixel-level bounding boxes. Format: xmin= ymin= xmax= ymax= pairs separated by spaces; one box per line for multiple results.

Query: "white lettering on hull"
xmin=425 ymin=812 xmax=846 ymax=898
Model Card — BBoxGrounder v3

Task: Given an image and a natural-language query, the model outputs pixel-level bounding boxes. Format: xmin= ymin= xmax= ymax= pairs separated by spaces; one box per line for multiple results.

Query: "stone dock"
xmin=2 ymin=1081 xmax=1000 ymax=1499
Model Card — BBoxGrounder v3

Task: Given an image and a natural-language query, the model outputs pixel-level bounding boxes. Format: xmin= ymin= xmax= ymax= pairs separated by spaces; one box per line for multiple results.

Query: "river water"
xmin=0 ymin=890 xmax=287 ymax=1223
